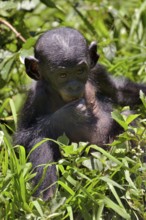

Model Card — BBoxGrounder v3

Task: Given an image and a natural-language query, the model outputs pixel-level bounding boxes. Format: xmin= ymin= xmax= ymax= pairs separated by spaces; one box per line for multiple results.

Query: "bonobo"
xmin=15 ymin=27 xmax=146 ymax=200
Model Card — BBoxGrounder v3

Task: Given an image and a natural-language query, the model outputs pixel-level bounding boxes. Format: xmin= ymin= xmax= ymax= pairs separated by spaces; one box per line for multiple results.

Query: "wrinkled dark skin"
xmin=15 ymin=27 xmax=146 ymax=200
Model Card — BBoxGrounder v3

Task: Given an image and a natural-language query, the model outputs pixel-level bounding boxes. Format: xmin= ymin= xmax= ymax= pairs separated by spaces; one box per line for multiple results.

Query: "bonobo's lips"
xmin=70 ymin=97 xmax=79 ymax=101
xmin=66 ymin=96 xmax=80 ymax=102
xmin=61 ymin=91 xmax=84 ymax=103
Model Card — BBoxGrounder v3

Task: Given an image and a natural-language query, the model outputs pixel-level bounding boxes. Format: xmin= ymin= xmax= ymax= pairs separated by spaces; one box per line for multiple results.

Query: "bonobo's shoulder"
xmin=27 ymin=81 xmax=49 ymax=103
xmin=89 ymin=63 xmax=107 ymax=80
xmin=30 ymin=81 xmax=37 ymax=91
xmin=30 ymin=81 xmax=43 ymax=90
xmin=30 ymin=81 xmax=48 ymax=94
xmin=91 ymin=63 xmax=107 ymax=74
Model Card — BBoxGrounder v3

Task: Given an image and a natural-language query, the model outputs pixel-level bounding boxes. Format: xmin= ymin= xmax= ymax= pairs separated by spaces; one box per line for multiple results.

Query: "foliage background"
xmin=0 ymin=0 xmax=146 ymax=219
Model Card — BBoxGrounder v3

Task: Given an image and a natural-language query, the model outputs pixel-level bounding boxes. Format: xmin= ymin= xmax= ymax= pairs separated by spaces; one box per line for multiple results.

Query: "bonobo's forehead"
xmin=35 ymin=27 xmax=89 ymax=67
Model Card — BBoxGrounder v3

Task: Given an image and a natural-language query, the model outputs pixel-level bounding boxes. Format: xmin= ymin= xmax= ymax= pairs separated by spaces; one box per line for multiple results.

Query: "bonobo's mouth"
xmin=61 ymin=92 xmax=84 ymax=103
xmin=70 ymin=97 xmax=80 ymax=101
xmin=65 ymin=96 xmax=81 ymax=103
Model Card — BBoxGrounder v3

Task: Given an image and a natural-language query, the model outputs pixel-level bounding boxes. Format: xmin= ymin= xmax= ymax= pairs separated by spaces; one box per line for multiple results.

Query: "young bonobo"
xmin=15 ymin=27 xmax=146 ymax=200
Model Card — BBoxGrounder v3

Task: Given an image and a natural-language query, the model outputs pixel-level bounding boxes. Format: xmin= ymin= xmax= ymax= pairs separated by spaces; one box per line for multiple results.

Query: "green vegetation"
xmin=0 ymin=0 xmax=146 ymax=219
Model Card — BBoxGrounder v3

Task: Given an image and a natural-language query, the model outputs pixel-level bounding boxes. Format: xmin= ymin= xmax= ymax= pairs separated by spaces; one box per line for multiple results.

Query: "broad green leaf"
xmin=40 ymin=0 xmax=57 ymax=8
xmin=58 ymin=133 xmax=70 ymax=145
xmin=22 ymin=37 xmax=36 ymax=50
xmin=19 ymin=48 xmax=34 ymax=64
xmin=126 ymin=114 xmax=140 ymax=125
xmin=0 ymin=2 xmax=17 ymax=10
xmin=0 ymin=55 xmax=16 ymax=80
xmin=111 ymin=111 xmax=128 ymax=130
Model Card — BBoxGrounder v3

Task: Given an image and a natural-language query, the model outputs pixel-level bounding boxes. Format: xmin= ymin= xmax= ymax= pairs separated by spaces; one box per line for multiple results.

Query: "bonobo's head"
xmin=25 ymin=27 xmax=99 ymax=102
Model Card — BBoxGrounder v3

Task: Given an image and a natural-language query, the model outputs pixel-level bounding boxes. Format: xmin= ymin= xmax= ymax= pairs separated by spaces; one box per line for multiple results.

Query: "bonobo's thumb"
xmin=84 ymin=80 xmax=97 ymax=109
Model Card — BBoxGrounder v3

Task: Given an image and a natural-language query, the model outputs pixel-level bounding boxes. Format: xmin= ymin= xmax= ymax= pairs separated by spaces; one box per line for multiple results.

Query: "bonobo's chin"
xmin=64 ymin=97 xmax=80 ymax=103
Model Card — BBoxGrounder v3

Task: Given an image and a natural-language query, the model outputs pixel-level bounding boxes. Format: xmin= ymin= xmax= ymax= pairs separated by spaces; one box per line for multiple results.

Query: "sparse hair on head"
xmin=34 ymin=27 xmax=89 ymax=65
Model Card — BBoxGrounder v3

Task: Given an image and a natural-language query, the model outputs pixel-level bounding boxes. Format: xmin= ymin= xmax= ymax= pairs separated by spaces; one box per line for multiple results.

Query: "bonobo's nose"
xmin=68 ymin=81 xmax=81 ymax=92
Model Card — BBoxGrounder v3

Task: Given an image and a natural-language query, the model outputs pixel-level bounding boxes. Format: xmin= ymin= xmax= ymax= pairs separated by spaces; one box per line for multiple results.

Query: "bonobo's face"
xmin=36 ymin=47 xmax=89 ymax=102
xmin=43 ymin=61 xmax=89 ymax=102
xmin=24 ymin=27 xmax=99 ymax=102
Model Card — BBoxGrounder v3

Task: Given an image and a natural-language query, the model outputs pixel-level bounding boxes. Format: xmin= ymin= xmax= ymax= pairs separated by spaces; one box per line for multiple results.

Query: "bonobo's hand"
xmin=84 ymin=79 xmax=99 ymax=115
xmin=51 ymin=98 xmax=90 ymax=123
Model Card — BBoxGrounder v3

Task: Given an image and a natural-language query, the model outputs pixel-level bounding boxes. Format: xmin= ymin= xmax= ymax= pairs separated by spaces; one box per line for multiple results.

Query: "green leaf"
xmin=100 ymin=176 xmax=125 ymax=190
xmin=18 ymin=145 xmax=26 ymax=165
xmin=0 ymin=131 xmax=4 ymax=145
xmin=108 ymin=184 xmax=124 ymax=207
xmin=103 ymin=197 xmax=130 ymax=219
xmin=90 ymin=145 xmax=122 ymax=165
xmin=126 ymin=114 xmax=139 ymax=124
xmin=96 ymin=203 xmax=104 ymax=220
xmin=32 ymin=201 xmax=43 ymax=216
xmin=22 ymin=37 xmax=36 ymax=50
xmin=124 ymin=170 xmax=137 ymax=190
xmin=67 ymin=206 xmax=73 ymax=220
xmin=0 ymin=2 xmax=17 ymax=10
xmin=19 ymin=48 xmax=34 ymax=64
xmin=9 ymin=98 xmax=17 ymax=128
xmin=111 ymin=110 xmax=128 ymax=130
xmin=0 ymin=55 xmax=16 ymax=80
xmin=58 ymin=133 xmax=70 ymax=145
xmin=140 ymin=90 xmax=146 ymax=108
xmin=63 ymin=172 xmax=77 ymax=186
xmin=58 ymin=181 xmax=75 ymax=196
xmin=40 ymin=0 xmax=57 ymax=8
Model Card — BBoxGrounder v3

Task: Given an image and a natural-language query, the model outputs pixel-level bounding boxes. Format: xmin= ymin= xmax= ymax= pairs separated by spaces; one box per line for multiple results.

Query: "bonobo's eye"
xmin=77 ymin=68 xmax=87 ymax=76
xmin=77 ymin=62 xmax=88 ymax=77
xmin=77 ymin=70 xmax=84 ymax=75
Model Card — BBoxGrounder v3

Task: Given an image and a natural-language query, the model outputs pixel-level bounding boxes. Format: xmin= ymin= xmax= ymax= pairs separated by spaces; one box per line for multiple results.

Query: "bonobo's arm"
xmin=48 ymin=92 xmax=113 ymax=146
xmin=92 ymin=64 xmax=146 ymax=106
xmin=15 ymin=125 xmax=60 ymax=201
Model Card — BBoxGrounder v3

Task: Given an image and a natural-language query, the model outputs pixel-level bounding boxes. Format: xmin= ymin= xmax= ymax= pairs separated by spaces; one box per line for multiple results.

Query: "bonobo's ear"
xmin=24 ymin=57 xmax=41 ymax=80
xmin=89 ymin=41 xmax=99 ymax=68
